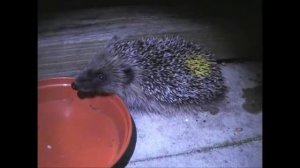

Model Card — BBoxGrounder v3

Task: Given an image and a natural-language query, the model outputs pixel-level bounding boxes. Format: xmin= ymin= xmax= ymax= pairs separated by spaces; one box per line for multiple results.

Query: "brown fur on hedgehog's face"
xmin=71 ymin=51 xmax=134 ymax=95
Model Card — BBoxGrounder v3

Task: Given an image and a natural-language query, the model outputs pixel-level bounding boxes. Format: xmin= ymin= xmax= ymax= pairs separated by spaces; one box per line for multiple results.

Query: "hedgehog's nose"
xmin=71 ymin=82 xmax=77 ymax=90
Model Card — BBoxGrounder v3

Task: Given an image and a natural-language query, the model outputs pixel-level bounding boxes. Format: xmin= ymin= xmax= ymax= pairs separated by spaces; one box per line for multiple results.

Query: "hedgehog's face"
xmin=71 ymin=52 xmax=134 ymax=95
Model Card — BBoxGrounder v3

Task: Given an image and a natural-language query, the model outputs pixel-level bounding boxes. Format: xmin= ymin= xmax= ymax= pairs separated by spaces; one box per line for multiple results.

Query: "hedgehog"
xmin=71 ymin=35 xmax=226 ymax=115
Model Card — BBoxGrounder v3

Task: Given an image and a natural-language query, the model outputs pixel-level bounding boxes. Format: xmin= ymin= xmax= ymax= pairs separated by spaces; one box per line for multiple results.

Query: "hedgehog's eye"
xmin=97 ymin=71 xmax=105 ymax=80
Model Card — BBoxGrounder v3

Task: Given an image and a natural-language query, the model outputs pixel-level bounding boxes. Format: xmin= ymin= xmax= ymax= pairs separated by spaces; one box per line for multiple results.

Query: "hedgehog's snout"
xmin=71 ymin=82 xmax=77 ymax=90
xmin=71 ymin=81 xmax=92 ymax=93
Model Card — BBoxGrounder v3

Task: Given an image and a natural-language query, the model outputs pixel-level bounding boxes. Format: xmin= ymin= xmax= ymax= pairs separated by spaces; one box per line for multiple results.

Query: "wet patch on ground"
xmin=242 ymin=85 xmax=262 ymax=113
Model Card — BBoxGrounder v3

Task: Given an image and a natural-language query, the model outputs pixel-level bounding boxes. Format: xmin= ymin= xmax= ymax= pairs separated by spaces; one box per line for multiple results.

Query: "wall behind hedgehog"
xmin=38 ymin=0 xmax=262 ymax=79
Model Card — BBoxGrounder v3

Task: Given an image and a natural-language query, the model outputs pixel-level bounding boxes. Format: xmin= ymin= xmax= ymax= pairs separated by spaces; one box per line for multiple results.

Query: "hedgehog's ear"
xmin=123 ymin=67 xmax=134 ymax=84
xmin=105 ymin=36 xmax=117 ymax=51
xmin=106 ymin=35 xmax=125 ymax=49
xmin=110 ymin=35 xmax=120 ymax=42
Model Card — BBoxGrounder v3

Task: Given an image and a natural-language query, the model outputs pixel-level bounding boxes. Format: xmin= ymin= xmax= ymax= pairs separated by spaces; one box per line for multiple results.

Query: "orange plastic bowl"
xmin=38 ymin=77 xmax=132 ymax=168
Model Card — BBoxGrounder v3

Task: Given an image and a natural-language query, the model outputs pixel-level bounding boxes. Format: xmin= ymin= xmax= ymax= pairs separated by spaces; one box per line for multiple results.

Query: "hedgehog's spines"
xmin=76 ymin=35 xmax=226 ymax=112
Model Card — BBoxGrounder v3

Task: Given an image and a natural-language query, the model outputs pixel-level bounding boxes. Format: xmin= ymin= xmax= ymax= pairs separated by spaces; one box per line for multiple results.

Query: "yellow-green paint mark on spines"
xmin=185 ymin=55 xmax=211 ymax=77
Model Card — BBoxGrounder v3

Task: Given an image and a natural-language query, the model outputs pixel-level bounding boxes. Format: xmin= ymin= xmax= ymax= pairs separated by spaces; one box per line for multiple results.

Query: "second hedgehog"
xmin=72 ymin=36 xmax=226 ymax=115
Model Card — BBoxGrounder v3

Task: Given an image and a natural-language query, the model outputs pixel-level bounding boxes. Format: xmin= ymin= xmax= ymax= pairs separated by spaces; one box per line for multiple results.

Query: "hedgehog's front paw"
xmin=201 ymin=105 xmax=220 ymax=115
